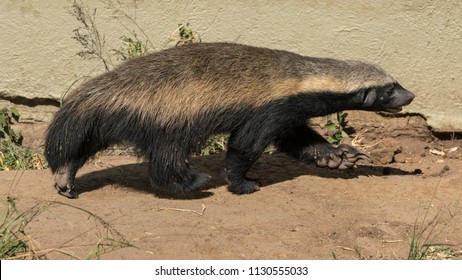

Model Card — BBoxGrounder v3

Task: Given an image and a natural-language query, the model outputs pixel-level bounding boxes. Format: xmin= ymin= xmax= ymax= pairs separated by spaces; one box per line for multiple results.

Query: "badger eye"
xmin=386 ymin=86 xmax=394 ymax=96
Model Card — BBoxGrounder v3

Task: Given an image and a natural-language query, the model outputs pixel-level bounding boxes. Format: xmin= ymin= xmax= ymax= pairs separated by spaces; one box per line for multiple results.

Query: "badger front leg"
xmin=275 ymin=125 xmax=372 ymax=169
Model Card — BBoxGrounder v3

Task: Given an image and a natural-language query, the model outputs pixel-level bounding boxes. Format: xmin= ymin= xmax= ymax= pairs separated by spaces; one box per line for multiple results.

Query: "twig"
xmin=336 ymin=246 xmax=355 ymax=252
xmin=351 ymin=134 xmax=383 ymax=149
xmin=158 ymin=204 xmax=206 ymax=216
xmin=381 ymin=239 xmax=403 ymax=244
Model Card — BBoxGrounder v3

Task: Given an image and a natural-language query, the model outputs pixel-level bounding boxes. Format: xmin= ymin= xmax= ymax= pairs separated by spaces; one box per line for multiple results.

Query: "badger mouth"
xmin=384 ymin=107 xmax=403 ymax=113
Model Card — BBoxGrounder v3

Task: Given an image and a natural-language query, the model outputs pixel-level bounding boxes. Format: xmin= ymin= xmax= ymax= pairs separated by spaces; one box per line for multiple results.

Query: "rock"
xmin=394 ymin=153 xmax=408 ymax=163
xmin=368 ymin=138 xmax=402 ymax=165
xmin=369 ymin=148 xmax=394 ymax=164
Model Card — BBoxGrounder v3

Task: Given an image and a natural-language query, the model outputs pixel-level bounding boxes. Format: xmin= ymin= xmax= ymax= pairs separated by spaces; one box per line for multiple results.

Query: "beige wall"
xmin=1 ymin=0 xmax=461 ymax=130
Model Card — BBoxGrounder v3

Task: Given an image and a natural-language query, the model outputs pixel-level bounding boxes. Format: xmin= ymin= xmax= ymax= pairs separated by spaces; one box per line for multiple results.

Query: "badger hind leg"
xmin=150 ymin=172 xmax=211 ymax=194
xmin=225 ymin=146 xmax=261 ymax=194
xmin=275 ymin=125 xmax=372 ymax=169
xmin=225 ymin=129 xmax=274 ymax=194
xmin=147 ymin=146 xmax=210 ymax=194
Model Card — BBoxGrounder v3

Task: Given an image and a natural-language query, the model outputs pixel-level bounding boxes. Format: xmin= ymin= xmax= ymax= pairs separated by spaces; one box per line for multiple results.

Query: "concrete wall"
xmin=1 ymin=0 xmax=461 ymax=130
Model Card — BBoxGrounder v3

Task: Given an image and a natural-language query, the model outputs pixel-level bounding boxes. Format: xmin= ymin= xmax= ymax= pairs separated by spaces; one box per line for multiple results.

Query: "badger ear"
xmin=363 ymin=88 xmax=376 ymax=107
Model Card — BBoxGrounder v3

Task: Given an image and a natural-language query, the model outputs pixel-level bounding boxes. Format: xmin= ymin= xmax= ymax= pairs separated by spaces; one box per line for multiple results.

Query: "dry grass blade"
xmin=335 ymin=246 xmax=355 ymax=252
xmin=158 ymin=204 xmax=207 ymax=216
xmin=381 ymin=240 xmax=403 ymax=244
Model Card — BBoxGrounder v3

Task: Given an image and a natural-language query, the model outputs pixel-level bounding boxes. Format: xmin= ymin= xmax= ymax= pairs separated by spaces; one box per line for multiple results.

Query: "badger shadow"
xmin=75 ymin=152 xmax=420 ymax=199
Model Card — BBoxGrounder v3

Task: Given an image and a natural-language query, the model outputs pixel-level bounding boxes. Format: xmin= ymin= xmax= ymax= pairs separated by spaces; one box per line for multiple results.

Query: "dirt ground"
xmin=1 ymin=111 xmax=461 ymax=260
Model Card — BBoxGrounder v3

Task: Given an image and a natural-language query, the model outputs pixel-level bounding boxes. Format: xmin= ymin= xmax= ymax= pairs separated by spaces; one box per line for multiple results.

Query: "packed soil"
xmin=1 ymin=111 xmax=461 ymax=260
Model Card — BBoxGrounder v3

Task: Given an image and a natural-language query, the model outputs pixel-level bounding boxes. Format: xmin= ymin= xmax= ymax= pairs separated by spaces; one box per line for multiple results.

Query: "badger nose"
xmin=407 ymin=90 xmax=415 ymax=102
xmin=397 ymin=87 xmax=415 ymax=105
xmin=405 ymin=90 xmax=415 ymax=104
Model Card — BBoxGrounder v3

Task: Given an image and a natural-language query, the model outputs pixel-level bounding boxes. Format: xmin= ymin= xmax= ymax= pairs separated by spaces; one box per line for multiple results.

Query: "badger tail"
xmin=44 ymin=103 xmax=96 ymax=174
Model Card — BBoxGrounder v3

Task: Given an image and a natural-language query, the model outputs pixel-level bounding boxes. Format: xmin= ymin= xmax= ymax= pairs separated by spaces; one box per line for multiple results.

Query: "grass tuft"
xmin=408 ymin=177 xmax=457 ymax=260
xmin=0 ymin=197 xmax=44 ymax=259
xmin=0 ymin=197 xmax=134 ymax=260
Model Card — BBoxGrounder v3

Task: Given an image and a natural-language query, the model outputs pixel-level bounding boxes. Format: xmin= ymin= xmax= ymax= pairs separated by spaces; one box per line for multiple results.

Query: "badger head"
xmin=344 ymin=61 xmax=415 ymax=113
xmin=361 ymin=82 xmax=415 ymax=113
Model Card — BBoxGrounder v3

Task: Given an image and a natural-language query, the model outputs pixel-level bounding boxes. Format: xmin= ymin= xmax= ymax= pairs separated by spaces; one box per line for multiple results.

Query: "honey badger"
xmin=45 ymin=42 xmax=415 ymax=198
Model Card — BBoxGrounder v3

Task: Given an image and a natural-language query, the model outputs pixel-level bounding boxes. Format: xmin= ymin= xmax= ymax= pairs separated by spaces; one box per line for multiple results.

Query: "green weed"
xmin=200 ymin=134 xmax=228 ymax=156
xmin=408 ymin=208 xmax=456 ymax=260
xmin=0 ymin=197 xmax=44 ymax=259
xmin=170 ymin=22 xmax=201 ymax=46
xmin=325 ymin=111 xmax=349 ymax=145
xmin=70 ymin=0 xmax=155 ymax=69
xmin=0 ymin=107 xmax=46 ymax=171
xmin=70 ymin=0 xmax=113 ymax=71
xmin=197 ymin=134 xmax=275 ymax=156
xmin=100 ymin=0 xmax=155 ymax=51
xmin=419 ymin=245 xmax=459 ymax=260
xmin=117 ymin=34 xmax=148 ymax=60
xmin=0 ymin=107 xmax=22 ymax=144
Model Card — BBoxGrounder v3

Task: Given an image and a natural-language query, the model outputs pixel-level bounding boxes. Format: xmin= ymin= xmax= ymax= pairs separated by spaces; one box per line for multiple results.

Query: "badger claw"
xmin=302 ymin=143 xmax=372 ymax=169
xmin=54 ymin=183 xmax=79 ymax=199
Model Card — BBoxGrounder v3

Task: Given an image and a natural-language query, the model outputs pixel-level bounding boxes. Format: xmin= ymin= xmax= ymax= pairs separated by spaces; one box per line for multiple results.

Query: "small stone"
xmin=368 ymin=138 xmax=402 ymax=165
xmin=370 ymin=148 xmax=395 ymax=164
xmin=394 ymin=153 xmax=407 ymax=163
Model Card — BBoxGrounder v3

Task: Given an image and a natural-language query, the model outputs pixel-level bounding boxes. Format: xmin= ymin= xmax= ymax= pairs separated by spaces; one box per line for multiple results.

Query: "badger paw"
xmin=54 ymin=183 xmax=79 ymax=199
xmin=54 ymin=170 xmax=79 ymax=199
xmin=227 ymin=178 xmax=261 ymax=194
xmin=153 ymin=173 xmax=211 ymax=194
xmin=301 ymin=144 xmax=372 ymax=169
